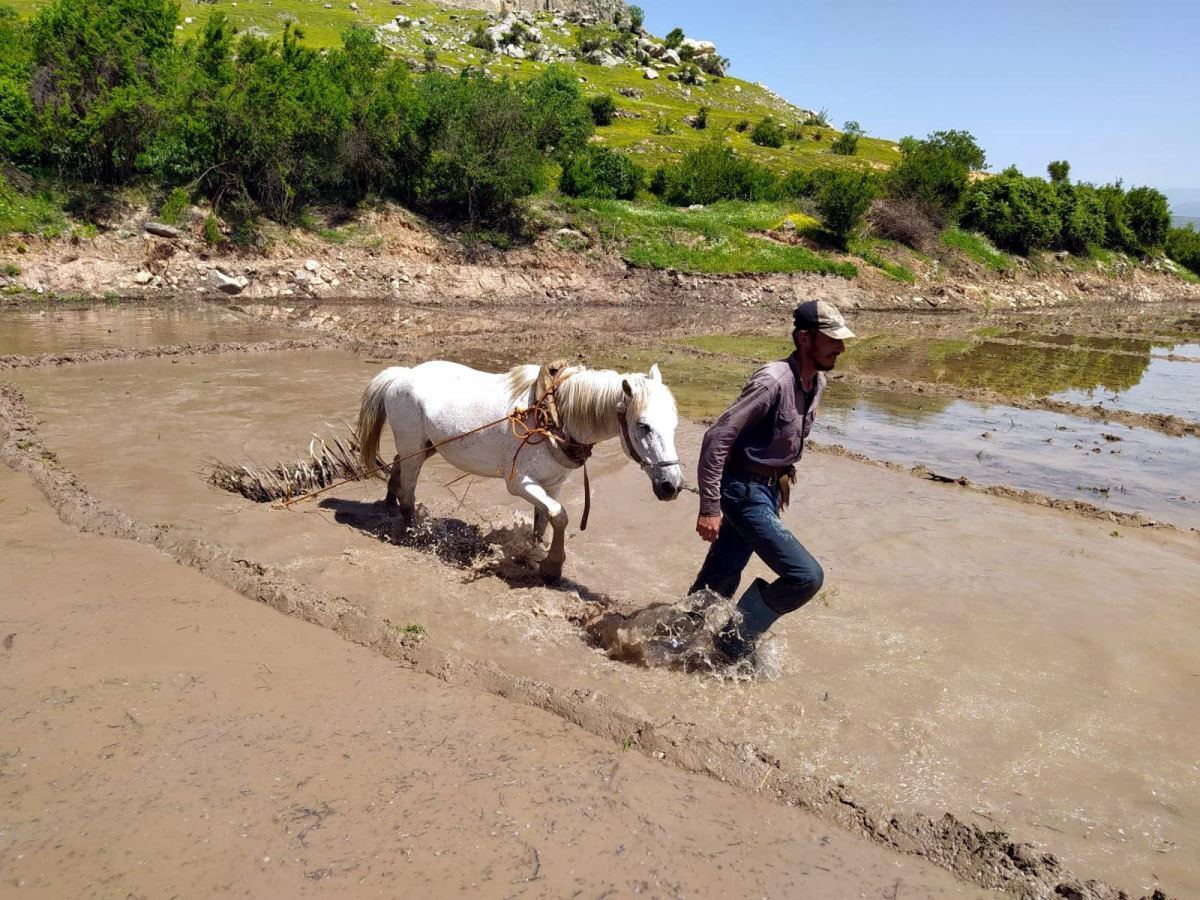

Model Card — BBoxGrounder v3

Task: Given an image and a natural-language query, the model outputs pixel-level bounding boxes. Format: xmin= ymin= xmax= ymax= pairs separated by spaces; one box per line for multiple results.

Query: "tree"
xmin=886 ymin=133 xmax=971 ymax=224
xmin=961 ymin=166 xmax=1062 ymax=254
xmin=691 ymin=105 xmax=708 ymax=130
xmin=829 ymin=120 xmax=863 ymax=156
xmin=1047 ymin=160 xmax=1070 ymax=184
xmin=815 ymin=170 xmax=876 ymax=248
xmin=522 ymin=65 xmax=593 ymax=160
xmin=627 ymin=5 xmax=644 ymax=31
xmin=1057 ymin=182 xmax=1104 ymax=251
xmin=664 ymin=27 xmax=684 ymax=48
xmin=924 ymin=129 xmax=987 ymax=171
xmin=1125 ymin=186 xmax=1170 ymax=252
xmin=419 ymin=72 xmax=544 ymax=224
xmin=28 ymin=0 xmax=180 ymax=181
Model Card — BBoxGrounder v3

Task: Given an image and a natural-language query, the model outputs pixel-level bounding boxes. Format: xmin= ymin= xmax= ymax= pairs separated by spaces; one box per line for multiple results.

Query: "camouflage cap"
xmin=793 ymin=299 xmax=855 ymax=340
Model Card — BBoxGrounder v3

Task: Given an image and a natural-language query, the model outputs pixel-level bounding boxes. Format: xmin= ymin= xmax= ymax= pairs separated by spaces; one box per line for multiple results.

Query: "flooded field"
xmin=4 ymin=302 xmax=1200 ymax=896
xmin=7 ymin=339 xmax=1199 ymax=897
xmin=0 ymin=303 xmax=288 ymax=355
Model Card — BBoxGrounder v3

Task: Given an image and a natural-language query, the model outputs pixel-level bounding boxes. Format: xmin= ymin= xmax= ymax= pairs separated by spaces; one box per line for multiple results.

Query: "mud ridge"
xmin=0 ymin=338 xmax=336 ymax=369
xmin=808 ymin=441 xmax=1191 ymax=534
xmin=0 ymin=382 xmax=1171 ymax=900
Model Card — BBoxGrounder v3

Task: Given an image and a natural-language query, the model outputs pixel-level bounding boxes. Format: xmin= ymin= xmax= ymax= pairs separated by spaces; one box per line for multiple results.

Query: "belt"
xmin=732 ymin=459 xmax=788 ymax=482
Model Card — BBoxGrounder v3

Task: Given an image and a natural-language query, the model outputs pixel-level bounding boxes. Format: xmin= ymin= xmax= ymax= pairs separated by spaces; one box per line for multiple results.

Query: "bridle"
xmin=617 ymin=406 xmax=680 ymax=472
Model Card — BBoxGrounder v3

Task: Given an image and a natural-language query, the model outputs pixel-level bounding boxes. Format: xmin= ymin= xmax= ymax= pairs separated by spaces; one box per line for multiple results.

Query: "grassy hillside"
xmin=4 ymin=0 xmax=900 ymax=175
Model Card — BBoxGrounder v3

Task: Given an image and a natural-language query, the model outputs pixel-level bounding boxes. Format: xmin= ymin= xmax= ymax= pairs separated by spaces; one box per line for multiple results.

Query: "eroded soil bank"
xmin=4 ymin=343 xmax=1196 ymax=898
xmin=1 ymin=464 xmax=989 ymax=899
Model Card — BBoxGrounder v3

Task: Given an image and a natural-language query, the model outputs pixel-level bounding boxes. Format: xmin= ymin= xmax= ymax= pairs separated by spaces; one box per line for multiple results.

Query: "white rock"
xmin=349 ymin=1 xmax=358 ymax=9
xmin=380 ymin=21 xmax=400 ymax=32
xmin=660 ymin=48 xmax=681 ymax=66
xmin=734 ymin=85 xmax=742 ymax=92
xmin=680 ymin=38 xmax=716 ymax=56
xmin=184 ymin=16 xmax=193 ymax=24
xmin=305 ymin=259 xmax=320 ymax=272
xmin=208 ymin=269 xmax=248 ymax=294
xmin=642 ymin=67 xmax=658 ymax=79
xmin=134 ymin=270 xmax=153 ymax=285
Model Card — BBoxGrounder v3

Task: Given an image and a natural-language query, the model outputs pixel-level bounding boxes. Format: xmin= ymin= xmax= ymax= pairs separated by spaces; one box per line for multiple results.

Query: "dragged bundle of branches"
xmin=205 ymin=429 xmax=384 ymax=503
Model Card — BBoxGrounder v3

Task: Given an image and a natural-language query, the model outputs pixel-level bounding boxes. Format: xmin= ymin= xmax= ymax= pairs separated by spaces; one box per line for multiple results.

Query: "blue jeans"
xmin=690 ymin=473 xmax=824 ymax=615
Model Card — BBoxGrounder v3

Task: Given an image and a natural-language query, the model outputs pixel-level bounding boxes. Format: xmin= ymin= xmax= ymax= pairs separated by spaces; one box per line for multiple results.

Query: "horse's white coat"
xmin=357 ymin=360 xmax=684 ymax=579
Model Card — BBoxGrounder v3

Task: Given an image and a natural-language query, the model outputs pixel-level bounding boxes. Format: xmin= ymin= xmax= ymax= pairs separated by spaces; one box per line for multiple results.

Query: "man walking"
xmin=691 ymin=300 xmax=854 ymax=665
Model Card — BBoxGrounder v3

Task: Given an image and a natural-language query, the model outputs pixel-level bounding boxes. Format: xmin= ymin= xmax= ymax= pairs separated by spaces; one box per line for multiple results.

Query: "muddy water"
xmin=0 ymin=303 xmax=288 ymax=354
xmin=10 ymin=349 xmax=1200 ymax=896
xmin=818 ymin=384 xmax=1200 ymax=528
xmin=1051 ymin=353 xmax=1200 ymax=421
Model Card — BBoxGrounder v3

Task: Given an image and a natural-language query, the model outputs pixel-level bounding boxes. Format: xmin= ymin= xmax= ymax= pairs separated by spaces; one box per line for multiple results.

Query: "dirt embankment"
xmin=0 ymin=370 xmax=1173 ymax=899
xmin=3 ymin=200 xmax=1198 ymax=315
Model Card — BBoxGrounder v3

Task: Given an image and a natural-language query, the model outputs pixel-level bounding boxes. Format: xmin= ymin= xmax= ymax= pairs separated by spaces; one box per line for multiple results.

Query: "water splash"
xmin=585 ymin=589 xmax=782 ymax=681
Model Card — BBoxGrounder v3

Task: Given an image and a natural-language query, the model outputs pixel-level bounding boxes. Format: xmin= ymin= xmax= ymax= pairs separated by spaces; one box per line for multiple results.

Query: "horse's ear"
xmin=650 ymin=364 xmax=662 ymax=383
xmin=621 ymin=379 xmax=633 ymax=398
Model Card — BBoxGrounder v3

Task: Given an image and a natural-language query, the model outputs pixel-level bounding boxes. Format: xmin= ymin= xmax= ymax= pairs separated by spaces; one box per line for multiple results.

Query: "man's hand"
xmin=696 ymin=514 xmax=722 ymax=543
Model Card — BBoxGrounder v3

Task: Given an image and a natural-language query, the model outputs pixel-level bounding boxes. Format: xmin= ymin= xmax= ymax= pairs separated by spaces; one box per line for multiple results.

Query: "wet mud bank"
xmin=0 ymin=381 xmax=1175 ymax=900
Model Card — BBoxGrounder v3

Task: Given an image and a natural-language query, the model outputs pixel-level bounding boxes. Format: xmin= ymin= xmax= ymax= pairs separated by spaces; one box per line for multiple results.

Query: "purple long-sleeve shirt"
xmin=697 ymin=354 xmax=825 ymax=517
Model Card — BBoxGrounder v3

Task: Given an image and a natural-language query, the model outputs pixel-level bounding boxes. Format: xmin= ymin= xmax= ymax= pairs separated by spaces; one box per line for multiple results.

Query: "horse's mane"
xmin=503 ymin=363 xmax=656 ymax=435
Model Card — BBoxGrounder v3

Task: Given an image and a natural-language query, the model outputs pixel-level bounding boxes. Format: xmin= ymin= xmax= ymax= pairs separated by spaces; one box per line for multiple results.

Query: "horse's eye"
xmin=637 ymin=422 xmax=652 ymax=434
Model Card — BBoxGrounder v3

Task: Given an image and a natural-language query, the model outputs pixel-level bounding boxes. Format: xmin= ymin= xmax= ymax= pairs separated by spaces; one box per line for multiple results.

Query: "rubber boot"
xmin=711 ymin=578 xmax=780 ymax=666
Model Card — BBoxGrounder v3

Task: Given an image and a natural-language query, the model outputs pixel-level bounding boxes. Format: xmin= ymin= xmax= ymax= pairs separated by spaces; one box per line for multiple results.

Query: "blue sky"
xmin=640 ymin=0 xmax=1198 ymax=199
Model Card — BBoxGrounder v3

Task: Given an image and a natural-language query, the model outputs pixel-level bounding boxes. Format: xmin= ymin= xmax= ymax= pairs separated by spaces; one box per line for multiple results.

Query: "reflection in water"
xmin=844 ymin=336 xmax=1150 ymax=397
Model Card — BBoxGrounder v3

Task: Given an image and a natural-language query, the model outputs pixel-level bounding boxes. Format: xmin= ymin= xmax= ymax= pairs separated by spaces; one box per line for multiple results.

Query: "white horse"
xmin=357 ymin=360 xmax=685 ymax=580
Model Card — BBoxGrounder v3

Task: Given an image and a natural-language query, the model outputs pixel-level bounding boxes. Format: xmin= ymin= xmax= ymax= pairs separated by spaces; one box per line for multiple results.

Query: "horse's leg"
xmin=385 ymin=427 xmax=430 ymax=523
xmin=509 ymin=476 xmax=568 ymax=581
xmin=385 ymin=454 xmax=404 ymax=508
xmin=531 ymin=481 xmax=561 ymax=544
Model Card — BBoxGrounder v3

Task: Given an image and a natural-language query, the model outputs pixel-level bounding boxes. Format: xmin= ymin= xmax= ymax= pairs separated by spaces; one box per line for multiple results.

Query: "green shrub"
xmin=467 ymin=25 xmax=495 ymax=52
xmin=691 ymin=106 xmax=708 ymax=130
xmin=588 ymin=93 xmax=616 ymax=126
xmin=829 ymin=120 xmax=863 ymax=156
xmin=814 ymin=170 xmax=876 ymax=248
xmin=0 ymin=8 xmax=36 ymax=164
xmin=1057 ymin=183 xmax=1105 ymax=252
xmin=1166 ymin=225 xmax=1200 ymax=275
xmin=627 ymin=5 xmax=644 ymax=31
xmin=664 ymin=27 xmax=684 ymax=48
xmin=660 ymin=144 xmax=778 ymax=206
xmin=779 ymin=169 xmax=816 ymax=198
xmin=652 ymin=114 xmax=675 ymax=135
xmin=559 ymin=145 xmax=642 ymax=200
xmin=1047 ymin=160 xmax=1070 ymax=184
xmin=202 ymin=214 xmax=222 ymax=245
xmin=423 ymin=47 xmax=437 ymax=65
xmin=734 ymin=118 xmax=750 ymax=133
xmin=887 ymin=131 xmax=973 ymax=223
xmin=750 ymin=116 xmax=785 ymax=148
xmin=576 ymin=26 xmax=607 ymax=54
xmin=158 ymin=187 xmax=191 ymax=225
xmin=961 ymin=167 xmax=1062 ymax=254
xmin=648 ymin=165 xmax=667 ymax=196
xmin=1125 ymin=186 xmax=1170 ymax=252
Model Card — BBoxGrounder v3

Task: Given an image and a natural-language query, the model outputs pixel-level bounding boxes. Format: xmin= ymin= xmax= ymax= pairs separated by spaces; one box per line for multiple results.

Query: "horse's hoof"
xmin=539 ymin=560 xmax=563 ymax=583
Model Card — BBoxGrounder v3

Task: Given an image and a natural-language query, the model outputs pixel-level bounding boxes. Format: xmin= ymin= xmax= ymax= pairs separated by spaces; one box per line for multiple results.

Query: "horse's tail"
xmin=357 ymin=367 xmax=406 ymax=477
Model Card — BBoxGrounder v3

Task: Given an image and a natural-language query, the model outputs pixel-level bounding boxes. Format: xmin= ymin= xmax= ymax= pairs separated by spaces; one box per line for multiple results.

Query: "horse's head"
xmin=618 ymin=364 xmax=685 ymax=501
